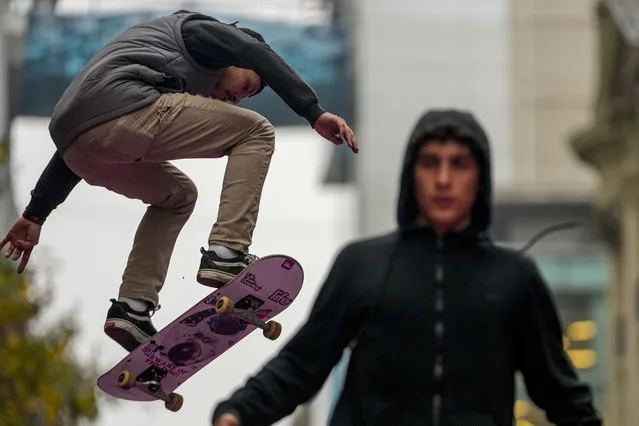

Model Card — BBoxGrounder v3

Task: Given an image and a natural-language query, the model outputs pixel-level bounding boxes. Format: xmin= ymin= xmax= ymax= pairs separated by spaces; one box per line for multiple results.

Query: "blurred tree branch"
xmin=0 ymin=258 xmax=100 ymax=426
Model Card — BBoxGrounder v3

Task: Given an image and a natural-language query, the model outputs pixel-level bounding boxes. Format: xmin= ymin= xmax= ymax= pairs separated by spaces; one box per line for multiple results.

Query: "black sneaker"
xmin=104 ymin=299 xmax=159 ymax=352
xmin=196 ymin=247 xmax=258 ymax=288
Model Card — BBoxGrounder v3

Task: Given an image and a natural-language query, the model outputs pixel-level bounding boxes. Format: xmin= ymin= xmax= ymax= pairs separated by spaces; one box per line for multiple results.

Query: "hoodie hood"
xmin=397 ymin=109 xmax=493 ymax=235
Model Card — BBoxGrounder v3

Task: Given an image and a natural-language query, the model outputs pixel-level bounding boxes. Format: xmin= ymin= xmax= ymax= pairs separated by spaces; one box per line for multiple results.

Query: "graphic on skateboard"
xmin=97 ymin=254 xmax=304 ymax=412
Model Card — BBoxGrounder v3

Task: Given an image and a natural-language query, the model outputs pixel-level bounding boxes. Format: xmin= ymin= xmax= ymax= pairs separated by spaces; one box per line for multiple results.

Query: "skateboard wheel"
xmin=215 ymin=296 xmax=234 ymax=314
xmin=165 ymin=392 xmax=184 ymax=412
xmin=264 ymin=321 xmax=282 ymax=340
xmin=117 ymin=370 xmax=136 ymax=390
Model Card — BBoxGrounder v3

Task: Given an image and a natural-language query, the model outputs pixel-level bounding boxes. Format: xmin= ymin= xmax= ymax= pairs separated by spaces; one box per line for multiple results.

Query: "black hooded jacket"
xmin=212 ymin=110 xmax=602 ymax=426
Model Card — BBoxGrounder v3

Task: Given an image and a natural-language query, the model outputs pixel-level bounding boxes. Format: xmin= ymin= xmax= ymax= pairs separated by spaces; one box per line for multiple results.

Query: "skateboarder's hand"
xmin=213 ymin=413 xmax=240 ymax=426
xmin=314 ymin=112 xmax=358 ymax=153
xmin=0 ymin=216 xmax=41 ymax=273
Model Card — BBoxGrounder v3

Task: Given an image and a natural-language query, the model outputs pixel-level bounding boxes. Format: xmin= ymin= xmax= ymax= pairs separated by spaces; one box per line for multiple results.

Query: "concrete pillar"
xmin=0 ymin=2 xmax=22 ymax=228
xmin=569 ymin=2 xmax=639 ymax=424
xmin=618 ymin=186 xmax=639 ymax=424
xmin=605 ymin=254 xmax=621 ymax=426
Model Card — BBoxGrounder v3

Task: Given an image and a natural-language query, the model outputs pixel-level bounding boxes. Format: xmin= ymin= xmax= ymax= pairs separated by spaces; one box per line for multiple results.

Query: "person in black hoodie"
xmin=210 ymin=109 xmax=602 ymax=426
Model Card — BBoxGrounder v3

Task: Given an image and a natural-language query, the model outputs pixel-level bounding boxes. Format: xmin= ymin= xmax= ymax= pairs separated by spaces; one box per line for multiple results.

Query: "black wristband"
xmin=23 ymin=210 xmax=45 ymax=225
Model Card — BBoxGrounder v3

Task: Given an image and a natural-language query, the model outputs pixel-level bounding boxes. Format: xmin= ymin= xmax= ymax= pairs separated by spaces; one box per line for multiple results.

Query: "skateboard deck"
xmin=97 ymin=254 xmax=304 ymax=412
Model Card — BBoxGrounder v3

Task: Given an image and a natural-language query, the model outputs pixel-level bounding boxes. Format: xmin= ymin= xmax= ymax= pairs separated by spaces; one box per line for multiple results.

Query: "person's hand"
xmin=213 ymin=413 xmax=240 ymax=426
xmin=313 ymin=112 xmax=358 ymax=153
xmin=0 ymin=216 xmax=42 ymax=273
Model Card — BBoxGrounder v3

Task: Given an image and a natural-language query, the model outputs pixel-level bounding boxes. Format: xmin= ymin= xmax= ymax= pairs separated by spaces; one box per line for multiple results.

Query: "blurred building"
xmin=569 ymin=1 xmax=639 ymax=425
xmin=503 ymin=1 xmax=605 ymax=422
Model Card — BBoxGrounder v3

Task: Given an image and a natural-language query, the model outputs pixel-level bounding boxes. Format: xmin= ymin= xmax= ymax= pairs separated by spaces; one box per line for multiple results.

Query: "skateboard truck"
xmin=116 ymin=370 xmax=184 ymax=411
xmin=215 ymin=296 xmax=282 ymax=340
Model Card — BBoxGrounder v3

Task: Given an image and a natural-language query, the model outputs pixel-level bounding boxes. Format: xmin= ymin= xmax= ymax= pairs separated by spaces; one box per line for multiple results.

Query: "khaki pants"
xmin=62 ymin=93 xmax=275 ymax=307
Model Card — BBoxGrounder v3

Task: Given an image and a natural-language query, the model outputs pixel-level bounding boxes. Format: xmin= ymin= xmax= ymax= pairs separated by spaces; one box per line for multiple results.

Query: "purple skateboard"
xmin=97 ymin=254 xmax=304 ymax=412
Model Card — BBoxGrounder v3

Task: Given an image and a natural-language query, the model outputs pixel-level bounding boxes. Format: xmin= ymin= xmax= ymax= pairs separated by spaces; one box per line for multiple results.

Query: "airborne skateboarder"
xmin=0 ymin=10 xmax=358 ymax=352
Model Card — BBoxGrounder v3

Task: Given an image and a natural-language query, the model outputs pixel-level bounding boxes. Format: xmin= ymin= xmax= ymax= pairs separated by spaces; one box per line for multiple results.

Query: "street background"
xmin=0 ymin=1 xmax=633 ymax=425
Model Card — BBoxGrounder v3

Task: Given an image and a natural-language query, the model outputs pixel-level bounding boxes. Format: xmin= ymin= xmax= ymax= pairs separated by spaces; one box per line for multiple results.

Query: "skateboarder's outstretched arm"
xmin=212 ymin=244 xmax=365 ymax=426
xmin=0 ymin=151 xmax=82 ymax=273
xmin=24 ymin=151 xmax=82 ymax=222
xmin=182 ymin=18 xmax=357 ymax=153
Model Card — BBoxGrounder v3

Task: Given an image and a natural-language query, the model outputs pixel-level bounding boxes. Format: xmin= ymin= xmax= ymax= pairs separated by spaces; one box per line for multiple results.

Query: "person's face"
xmin=413 ymin=139 xmax=480 ymax=234
xmin=211 ymin=67 xmax=262 ymax=104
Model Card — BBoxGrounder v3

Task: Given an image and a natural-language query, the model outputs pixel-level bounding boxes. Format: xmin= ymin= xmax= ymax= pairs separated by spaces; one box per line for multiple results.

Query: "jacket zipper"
xmin=433 ymin=235 xmax=444 ymax=426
